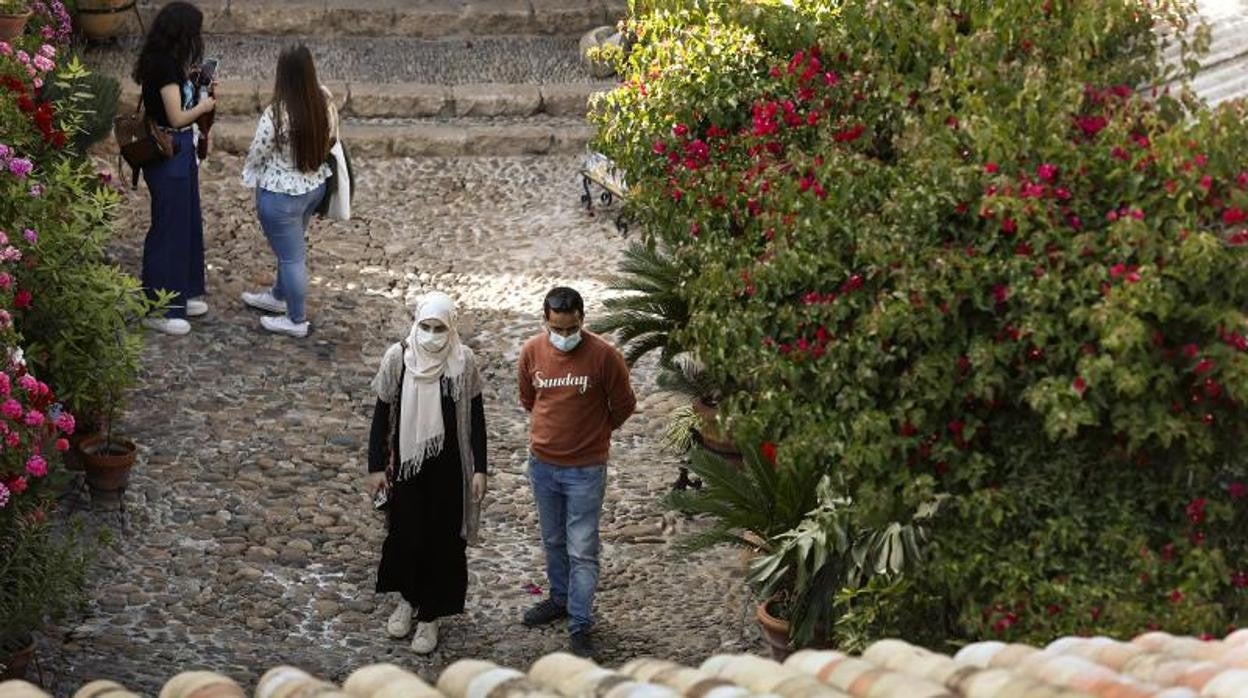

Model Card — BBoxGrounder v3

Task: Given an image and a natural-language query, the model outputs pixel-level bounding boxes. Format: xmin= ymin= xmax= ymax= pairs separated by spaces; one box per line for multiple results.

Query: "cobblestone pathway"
xmin=38 ymin=154 xmax=758 ymax=694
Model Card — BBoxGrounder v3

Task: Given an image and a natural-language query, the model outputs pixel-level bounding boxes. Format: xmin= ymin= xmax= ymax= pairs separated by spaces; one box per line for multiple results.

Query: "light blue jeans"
xmin=255 ymin=183 xmax=326 ymax=324
xmin=528 ymin=455 xmax=606 ymax=634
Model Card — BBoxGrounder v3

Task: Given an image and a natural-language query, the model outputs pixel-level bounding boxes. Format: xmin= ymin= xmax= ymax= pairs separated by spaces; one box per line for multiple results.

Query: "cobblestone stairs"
xmin=88 ymin=0 xmax=625 ymax=157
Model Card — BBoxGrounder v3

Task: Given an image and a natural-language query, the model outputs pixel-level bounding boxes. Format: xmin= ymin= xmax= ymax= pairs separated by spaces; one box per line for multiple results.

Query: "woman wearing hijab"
xmin=366 ymin=292 xmax=488 ymax=654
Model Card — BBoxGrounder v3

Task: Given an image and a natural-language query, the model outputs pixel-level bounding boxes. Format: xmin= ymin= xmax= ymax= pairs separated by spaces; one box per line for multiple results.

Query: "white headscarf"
xmin=397 ymin=291 xmax=467 ymax=479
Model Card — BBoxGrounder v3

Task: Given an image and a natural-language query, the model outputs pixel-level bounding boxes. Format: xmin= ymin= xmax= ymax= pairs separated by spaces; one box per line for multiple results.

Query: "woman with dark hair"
xmin=132 ymin=0 xmax=216 ymax=336
xmin=241 ymin=44 xmax=334 ymax=338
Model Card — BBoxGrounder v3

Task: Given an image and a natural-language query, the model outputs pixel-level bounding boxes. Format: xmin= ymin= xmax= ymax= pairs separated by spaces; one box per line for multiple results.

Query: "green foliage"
xmin=0 ymin=508 xmax=90 ymax=648
xmin=602 ymin=0 xmax=1248 ymax=646
xmin=591 ymin=240 xmax=691 ymax=367
xmin=668 ymin=445 xmax=822 ymax=554
xmin=42 ymin=64 xmax=120 ymax=152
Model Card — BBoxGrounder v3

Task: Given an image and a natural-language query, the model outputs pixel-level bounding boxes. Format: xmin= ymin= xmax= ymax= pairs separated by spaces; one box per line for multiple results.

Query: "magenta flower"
xmin=54 ymin=412 xmax=74 ymax=435
xmin=0 ymin=373 xmax=9 ymax=395
xmin=1036 ymin=163 xmax=1058 ymax=182
xmin=1 ymin=399 xmax=22 ymax=420
xmin=25 ymin=455 xmax=48 ymax=478
xmin=17 ymin=375 xmax=36 ymax=392
xmin=23 ymin=410 xmax=44 ymax=428
xmin=4 ymin=431 xmax=18 ymax=448
xmin=0 ymin=482 xmax=9 ymax=509
xmin=8 ymin=159 xmax=33 ymax=178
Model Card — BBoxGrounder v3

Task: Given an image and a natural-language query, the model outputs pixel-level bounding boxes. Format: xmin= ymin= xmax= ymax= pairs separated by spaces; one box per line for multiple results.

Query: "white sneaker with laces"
xmin=186 ymin=297 xmax=209 ymax=317
xmin=260 ymin=315 xmax=309 ymax=338
xmin=142 ymin=317 xmax=191 ymax=336
xmin=386 ymin=600 xmax=412 ymax=638
xmin=241 ymin=290 xmax=287 ymax=314
xmin=410 ymin=620 xmax=438 ymax=654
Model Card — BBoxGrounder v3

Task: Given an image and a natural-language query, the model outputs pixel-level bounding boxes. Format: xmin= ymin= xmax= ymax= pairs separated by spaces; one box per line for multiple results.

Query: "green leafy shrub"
xmin=42 ymin=65 xmax=119 ymax=152
xmin=596 ymin=0 xmax=1248 ymax=646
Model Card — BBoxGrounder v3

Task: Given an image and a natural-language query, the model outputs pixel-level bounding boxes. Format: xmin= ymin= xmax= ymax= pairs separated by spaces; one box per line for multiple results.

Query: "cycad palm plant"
xmin=591 ymin=241 xmax=689 ymax=368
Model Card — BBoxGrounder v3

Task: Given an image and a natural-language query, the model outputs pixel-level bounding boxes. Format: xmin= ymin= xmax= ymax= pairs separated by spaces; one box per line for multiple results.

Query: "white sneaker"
xmin=186 ymin=297 xmax=209 ymax=317
xmin=410 ymin=620 xmax=438 ymax=654
xmin=260 ymin=315 xmax=309 ymax=338
xmin=241 ymin=290 xmax=287 ymax=314
xmin=142 ymin=317 xmax=191 ymax=336
xmin=386 ymin=600 xmax=412 ymax=638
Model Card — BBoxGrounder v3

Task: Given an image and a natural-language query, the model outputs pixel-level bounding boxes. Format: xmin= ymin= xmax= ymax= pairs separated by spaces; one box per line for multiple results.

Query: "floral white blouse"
xmin=241 ymin=95 xmax=336 ymax=196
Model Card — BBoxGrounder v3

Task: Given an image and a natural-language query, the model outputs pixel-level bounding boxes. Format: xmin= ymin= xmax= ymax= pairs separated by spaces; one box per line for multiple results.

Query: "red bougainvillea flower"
xmin=759 ymin=441 xmax=777 ymax=465
xmin=1036 ymin=163 xmax=1058 ymax=182
xmin=1073 ymin=377 xmax=1087 ymax=396
xmin=1194 ymin=358 xmax=1215 ymax=375
xmin=833 ymin=123 xmax=865 ymax=143
xmin=1223 ymin=208 xmax=1246 ymax=225
xmin=984 ymin=162 xmax=999 ymax=174
xmin=13 ymin=289 xmax=32 ymax=309
xmin=1185 ymin=498 xmax=1207 ymax=525
xmin=1169 ymin=589 xmax=1184 ymax=604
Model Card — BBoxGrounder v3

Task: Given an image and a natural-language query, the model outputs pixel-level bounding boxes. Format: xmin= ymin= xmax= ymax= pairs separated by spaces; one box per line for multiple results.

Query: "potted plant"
xmin=0 ymin=0 xmax=31 ymax=40
xmin=745 ymin=477 xmax=944 ymax=658
xmin=73 ymin=0 xmax=137 ymax=41
xmin=76 ymin=305 xmax=148 ymax=498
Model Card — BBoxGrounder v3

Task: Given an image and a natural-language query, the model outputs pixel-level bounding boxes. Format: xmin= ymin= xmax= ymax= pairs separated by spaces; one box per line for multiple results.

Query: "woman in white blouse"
xmin=241 ymin=44 xmax=335 ymax=338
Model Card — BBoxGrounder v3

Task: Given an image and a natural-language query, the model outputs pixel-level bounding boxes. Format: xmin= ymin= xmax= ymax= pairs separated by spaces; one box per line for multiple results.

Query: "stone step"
xmin=114 ymin=76 xmax=613 ymax=119
xmin=111 ymin=0 xmax=625 ymax=38
xmin=94 ymin=115 xmax=596 ymax=158
xmin=87 ymin=34 xmax=595 ymax=86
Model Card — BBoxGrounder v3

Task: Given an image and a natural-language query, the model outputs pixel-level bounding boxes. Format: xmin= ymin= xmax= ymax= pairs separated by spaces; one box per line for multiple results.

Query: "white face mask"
xmin=549 ymin=329 xmax=582 ymax=352
xmin=417 ymin=328 xmax=448 ymax=353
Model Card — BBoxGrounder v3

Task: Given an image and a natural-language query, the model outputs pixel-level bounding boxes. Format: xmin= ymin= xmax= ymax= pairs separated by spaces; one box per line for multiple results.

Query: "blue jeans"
xmin=255 ymin=183 xmax=326 ymax=324
xmin=528 ymin=455 xmax=606 ymax=634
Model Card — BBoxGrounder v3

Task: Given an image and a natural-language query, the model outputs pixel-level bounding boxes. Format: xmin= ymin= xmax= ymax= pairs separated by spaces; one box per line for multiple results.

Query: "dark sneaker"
xmin=570 ymin=630 xmax=594 ymax=658
xmin=522 ymin=598 xmax=568 ymax=627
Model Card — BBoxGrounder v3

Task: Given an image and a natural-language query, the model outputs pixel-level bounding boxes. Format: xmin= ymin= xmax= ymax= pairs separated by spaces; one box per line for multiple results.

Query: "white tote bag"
xmin=321 ymin=101 xmax=353 ymax=221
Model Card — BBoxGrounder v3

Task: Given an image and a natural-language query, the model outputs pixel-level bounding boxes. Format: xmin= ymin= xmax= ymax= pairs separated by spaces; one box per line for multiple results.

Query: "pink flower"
xmin=25 ymin=455 xmax=47 ymax=478
xmin=38 ymin=44 xmax=55 ymax=59
xmin=32 ymin=54 xmax=54 ymax=73
xmin=8 ymin=158 xmax=33 ymax=178
xmin=672 ymin=123 xmax=688 ymax=137
xmin=7 ymin=475 xmax=26 ymax=494
xmin=5 ymin=431 xmax=18 ymax=448
xmin=54 ymin=412 xmax=74 ymax=435
xmin=1036 ymin=163 xmax=1058 ymax=182
xmin=1200 ymin=175 xmax=1213 ymax=190
xmin=55 ymin=437 xmax=69 ymax=452
xmin=14 ymin=289 xmax=31 ymax=309
xmin=1 ymin=399 xmax=22 ymax=420
xmin=1110 ymin=263 xmax=1126 ymax=279
xmin=1229 ymin=482 xmax=1246 ymax=500
xmin=23 ymin=410 xmax=44 ymax=427
xmin=984 ymin=162 xmax=999 ymax=174
xmin=22 ymin=228 xmax=36 ymax=244
xmin=0 ymin=373 xmax=8 ymax=395
xmin=17 ymin=375 xmax=36 ymax=392
xmin=0 ymin=482 xmax=8 ymax=509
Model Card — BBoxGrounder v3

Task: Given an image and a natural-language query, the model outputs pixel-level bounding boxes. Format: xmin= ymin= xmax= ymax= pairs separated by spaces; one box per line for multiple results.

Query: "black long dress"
xmin=368 ymin=376 xmax=487 ymax=622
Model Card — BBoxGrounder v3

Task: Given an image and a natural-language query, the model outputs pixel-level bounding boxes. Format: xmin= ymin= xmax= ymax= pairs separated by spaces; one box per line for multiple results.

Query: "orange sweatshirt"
xmin=518 ymin=331 xmax=636 ymax=466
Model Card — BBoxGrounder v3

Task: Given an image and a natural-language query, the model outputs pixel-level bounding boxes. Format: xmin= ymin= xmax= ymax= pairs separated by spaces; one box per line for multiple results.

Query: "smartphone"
xmin=197 ymin=57 xmax=218 ymax=87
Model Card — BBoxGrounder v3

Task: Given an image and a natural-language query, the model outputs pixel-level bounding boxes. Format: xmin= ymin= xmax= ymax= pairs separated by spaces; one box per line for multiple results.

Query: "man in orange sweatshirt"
xmin=517 ymin=286 xmax=636 ymax=658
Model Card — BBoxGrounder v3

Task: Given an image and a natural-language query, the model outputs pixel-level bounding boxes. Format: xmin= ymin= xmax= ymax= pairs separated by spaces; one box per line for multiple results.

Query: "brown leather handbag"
xmin=114 ymin=96 xmax=175 ymax=187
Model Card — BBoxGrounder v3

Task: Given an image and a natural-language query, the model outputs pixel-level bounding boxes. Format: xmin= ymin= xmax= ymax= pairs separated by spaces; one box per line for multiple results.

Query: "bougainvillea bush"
xmin=0 ymin=4 xmax=120 ymax=649
xmin=593 ymin=0 xmax=1248 ymax=646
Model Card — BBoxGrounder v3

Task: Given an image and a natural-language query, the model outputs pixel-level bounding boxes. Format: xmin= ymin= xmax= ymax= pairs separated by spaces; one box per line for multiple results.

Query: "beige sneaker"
xmin=386 ymin=600 xmax=412 ymax=638
xmin=410 ymin=620 xmax=438 ymax=654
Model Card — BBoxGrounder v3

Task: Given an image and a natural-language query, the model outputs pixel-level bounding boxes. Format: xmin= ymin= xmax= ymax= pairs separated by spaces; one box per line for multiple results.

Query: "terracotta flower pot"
xmin=756 ymin=599 xmax=792 ymax=661
xmin=0 ymin=635 xmax=35 ymax=681
xmin=0 ymin=10 xmax=31 ymax=40
xmin=75 ymin=0 xmax=135 ymax=40
xmin=79 ymin=433 xmax=136 ymax=493
xmin=691 ymin=397 xmax=742 ymax=463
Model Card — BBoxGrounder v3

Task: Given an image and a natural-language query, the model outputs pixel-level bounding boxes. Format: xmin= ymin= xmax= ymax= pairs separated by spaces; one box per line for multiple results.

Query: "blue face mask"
xmin=549 ymin=329 xmax=582 ymax=352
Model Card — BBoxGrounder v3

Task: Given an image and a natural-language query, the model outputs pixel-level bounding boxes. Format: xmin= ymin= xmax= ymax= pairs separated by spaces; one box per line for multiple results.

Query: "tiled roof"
xmin=3 ymin=630 xmax=1248 ymax=697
